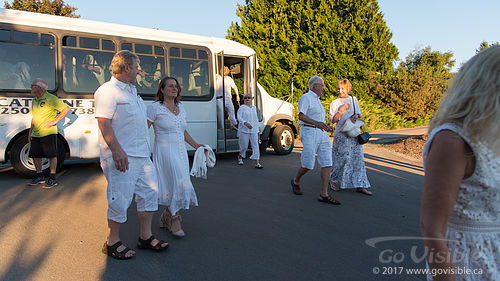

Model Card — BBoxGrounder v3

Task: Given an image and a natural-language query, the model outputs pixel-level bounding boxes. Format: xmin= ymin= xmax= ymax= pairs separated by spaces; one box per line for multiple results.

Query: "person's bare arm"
xmin=28 ymin=119 xmax=33 ymax=142
xmin=97 ymin=118 xmax=129 ymax=172
xmin=43 ymin=106 xmax=70 ymax=128
xmin=299 ymin=112 xmax=333 ymax=132
xmin=184 ymin=130 xmax=202 ymax=150
xmin=330 ymin=104 xmax=350 ymax=123
xmin=420 ymin=130 xmax=473 ymax=281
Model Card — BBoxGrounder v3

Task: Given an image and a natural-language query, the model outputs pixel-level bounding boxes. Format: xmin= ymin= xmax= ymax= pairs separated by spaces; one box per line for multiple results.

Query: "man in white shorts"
xmin=291 ymin=76 xmax=340 ymax=205
xmin=95 ymin=50 xmax=168 ymax=260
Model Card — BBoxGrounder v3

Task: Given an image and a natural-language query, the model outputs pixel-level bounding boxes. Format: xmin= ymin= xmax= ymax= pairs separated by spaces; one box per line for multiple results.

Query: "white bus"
xmin=0 ymin=9 xmax=297 ymax=177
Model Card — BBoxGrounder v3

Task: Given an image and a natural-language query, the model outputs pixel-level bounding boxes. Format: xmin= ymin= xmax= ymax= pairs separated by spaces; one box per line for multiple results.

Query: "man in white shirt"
xmin=95 ymin=50 xmax=168 ymax=260
xmin=291 ymin=76 xmax=340 ymax=205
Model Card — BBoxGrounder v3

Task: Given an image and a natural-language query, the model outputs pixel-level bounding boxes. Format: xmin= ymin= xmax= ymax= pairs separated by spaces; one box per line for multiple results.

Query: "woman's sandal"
xmin=317 ymin=194 xmax=341 ymax=205
xmin=356 ymin=188 xmax=373 ymax=196
xmin=102 ymin=241 xmax=135 ymax=260
xmin=137 ymin=235 xmax=169 ymax=252
xmin=169 ymin=214 xmax=186 ymax=237
xmin=328 ymin=180 xmax=340 ymax=191
xmin=160 ymin=209 xmax=172 ymax=229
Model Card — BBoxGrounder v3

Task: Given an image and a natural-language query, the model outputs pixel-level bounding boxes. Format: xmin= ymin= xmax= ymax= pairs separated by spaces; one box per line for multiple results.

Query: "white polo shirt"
xmin=298 ymin=90 xmax=326 ymax=125
xmin=94 ymin=76 xmax=151 ymax=160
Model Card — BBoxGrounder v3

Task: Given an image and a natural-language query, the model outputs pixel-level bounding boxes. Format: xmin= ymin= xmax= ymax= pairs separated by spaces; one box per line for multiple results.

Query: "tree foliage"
xmin=476 ymin=40 xmax=499 ymax=54
xmin=227 ymin=0 xmax=397 ymax=102
xmin=4 ymin=0 xmax=78 ymax=17
xmin=365 ymin=46 xmax=455 ymax=121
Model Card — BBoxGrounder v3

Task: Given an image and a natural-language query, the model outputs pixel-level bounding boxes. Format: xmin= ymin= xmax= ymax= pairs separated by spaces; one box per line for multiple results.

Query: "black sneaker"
xmin=43 ymin=177 xmax=58 ymax=189
xmin=28 ymin=176 xmax=45 ymax=186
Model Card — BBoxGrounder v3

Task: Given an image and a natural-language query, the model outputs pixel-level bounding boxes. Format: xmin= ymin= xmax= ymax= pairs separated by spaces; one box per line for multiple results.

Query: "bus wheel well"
xmin=5 ymin=129 xmax=30 ymax=162
xmin=269 ymin=119 xmax=297 ymax=138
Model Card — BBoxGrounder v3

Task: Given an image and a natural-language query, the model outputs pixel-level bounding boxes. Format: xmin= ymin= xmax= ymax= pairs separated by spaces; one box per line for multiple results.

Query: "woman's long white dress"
xmin=329 ymin=96 xmax=371 ymax=189
xmin=147 ymin=101 xmax=198 ymax=215
xmin=423 ymin=123 xmax=500 ymax=280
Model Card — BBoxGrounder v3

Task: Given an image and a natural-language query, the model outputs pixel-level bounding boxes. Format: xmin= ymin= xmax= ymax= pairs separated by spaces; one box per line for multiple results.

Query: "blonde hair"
xmin=111 ymin=50 xmax=139 ymax=75
xmin=429 ymin=45 xmax=500 ymax=155
xmin=337 ymin=78 xmax=352 ymax=92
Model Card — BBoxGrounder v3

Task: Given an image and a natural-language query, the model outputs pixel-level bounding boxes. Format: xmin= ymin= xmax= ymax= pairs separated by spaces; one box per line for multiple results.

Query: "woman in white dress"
xmin=147 ymin=77 xmax=203 ymax=237
xmin=328 ymin=79 xmax=372 ymax=195
xmin=420 ymin=46 xmax=500 ymax=280
xmin=237 ymin=94 xmax=262 ymax=168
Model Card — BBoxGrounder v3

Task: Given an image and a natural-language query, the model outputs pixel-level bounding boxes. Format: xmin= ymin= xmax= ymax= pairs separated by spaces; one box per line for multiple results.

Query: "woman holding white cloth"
xmin=237 ymin=94 xmax=263 ymax=169
xmin=147 ymin=77 xmax=203 ymax=237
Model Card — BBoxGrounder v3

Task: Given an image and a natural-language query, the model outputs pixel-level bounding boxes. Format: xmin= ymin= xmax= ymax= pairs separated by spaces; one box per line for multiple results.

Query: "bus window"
xmin=41 ymin=34 xmax=54 ymax=45
xmin=169 ymin=47 xmax=180 ymax=57
xmin=121 ymin=43 xmax=132 ymax=51
xmin=62 ymin=36 xmax=115 ymax=93
xmin=12 ymin=31 xmax=38 ymax=44
xmin=135 ymin=44 xmax=152 ymax=55
xmin=79 ymin=37 xmax=99 ymax=49
xmin=0 ymin=29 xmax=8 ymax=40
xmin=155 ymin=46 xmax=164 ymax=56
xmin=0 ymin=31 xmax=55 ymax=91
xmin=118 ymin=42 xmax=165 ymax=96
xmin=168 ymin=47 xmax=210 ymax=99
xmin=136 ymin=54 xmax=165 ymax=96
xmin=63 ymin=36 xmax=76 ymax=47
xmin=102 ymin=39 xmax=115 ymax=51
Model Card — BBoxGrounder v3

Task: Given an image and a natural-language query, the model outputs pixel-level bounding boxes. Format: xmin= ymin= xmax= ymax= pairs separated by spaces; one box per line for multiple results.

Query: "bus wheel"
xmin=271 ymin=124 xmax=294 ymax=155
xmin=10 ymin=133 xmax=65 ymax=178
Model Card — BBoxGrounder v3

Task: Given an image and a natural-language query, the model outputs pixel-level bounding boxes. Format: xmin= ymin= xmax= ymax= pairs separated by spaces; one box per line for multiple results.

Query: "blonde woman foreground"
xmin=147 ymin=77 xmax=203 ymax=237
xmin=420 ymin=46 xmax=500 ymax=280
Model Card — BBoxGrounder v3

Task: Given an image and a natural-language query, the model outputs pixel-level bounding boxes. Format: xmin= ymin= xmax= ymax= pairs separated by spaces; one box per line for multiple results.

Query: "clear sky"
xmin=64 ymin=0 xmax=499 ymax=72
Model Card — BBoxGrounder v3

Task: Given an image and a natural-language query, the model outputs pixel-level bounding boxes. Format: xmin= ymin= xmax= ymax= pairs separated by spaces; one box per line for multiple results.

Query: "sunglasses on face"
xmin=244 ymin=96 xmax=253 ymax=99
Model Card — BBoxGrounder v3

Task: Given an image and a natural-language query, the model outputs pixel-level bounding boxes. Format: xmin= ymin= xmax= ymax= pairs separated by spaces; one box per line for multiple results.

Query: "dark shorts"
xmin=29 ymin=135 xmax=57 ymax=158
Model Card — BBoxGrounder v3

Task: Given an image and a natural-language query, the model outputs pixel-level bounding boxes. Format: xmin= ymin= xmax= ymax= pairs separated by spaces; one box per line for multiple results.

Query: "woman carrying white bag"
xmin=328 ymin=79 xmax=372 ymax=196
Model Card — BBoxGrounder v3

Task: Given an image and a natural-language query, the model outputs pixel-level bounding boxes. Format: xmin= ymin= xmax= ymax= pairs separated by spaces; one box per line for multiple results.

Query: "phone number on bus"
xmin=0 ymin=98 xmax=95 ymax=115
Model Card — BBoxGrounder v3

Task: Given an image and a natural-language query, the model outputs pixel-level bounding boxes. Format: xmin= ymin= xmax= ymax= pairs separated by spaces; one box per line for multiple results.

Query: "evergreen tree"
xmin=4 ymin=0 xmax=78 ymax=17
xmin=228 ymin=0 xmax=397 ymax=101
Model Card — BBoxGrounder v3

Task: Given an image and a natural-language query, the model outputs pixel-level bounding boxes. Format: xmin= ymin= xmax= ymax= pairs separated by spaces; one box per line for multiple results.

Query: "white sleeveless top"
xmin=423 ymin=123 xmax=500 ymax=280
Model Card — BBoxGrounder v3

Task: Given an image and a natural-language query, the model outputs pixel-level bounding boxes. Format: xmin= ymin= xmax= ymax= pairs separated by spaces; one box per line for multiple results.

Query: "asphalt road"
xmin=0 ymin=143 xmax=427 ymax=281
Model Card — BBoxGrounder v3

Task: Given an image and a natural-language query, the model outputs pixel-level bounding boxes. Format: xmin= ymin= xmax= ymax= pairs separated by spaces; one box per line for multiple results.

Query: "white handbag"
xmin=340 ymin=118 xmax=365 ymax=137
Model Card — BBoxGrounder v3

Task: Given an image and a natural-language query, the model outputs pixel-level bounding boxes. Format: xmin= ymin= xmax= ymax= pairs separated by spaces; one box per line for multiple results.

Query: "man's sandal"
xmin=137 ymin=235 xmax=169 ymax=252
xmin=102 ymin=241 xmax=135 ymax=260
xmin=291 ymin=179 xmax=303 ymax=195
xmin=317 ymin=194 xmax=341 ymax=205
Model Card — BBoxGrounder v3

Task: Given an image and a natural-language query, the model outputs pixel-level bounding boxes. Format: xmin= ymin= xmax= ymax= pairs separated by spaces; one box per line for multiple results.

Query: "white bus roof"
xmin=0 ymin=8 xmax=255 ymax=57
